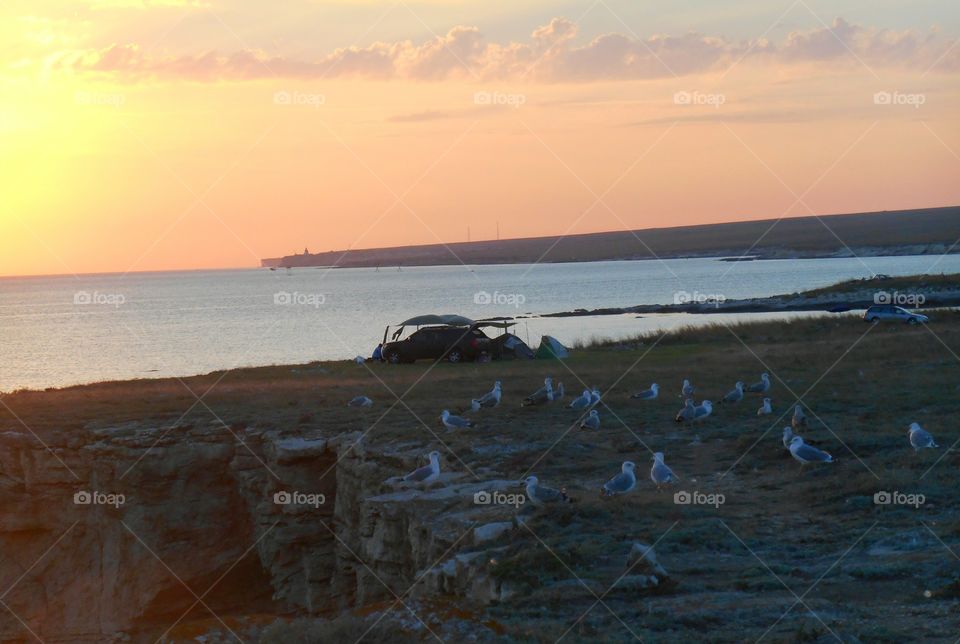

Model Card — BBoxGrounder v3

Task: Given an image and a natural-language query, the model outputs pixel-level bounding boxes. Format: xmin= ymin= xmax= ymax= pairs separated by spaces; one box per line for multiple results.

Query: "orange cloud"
xmin=49 ymin=17 xmax=959 ymax=82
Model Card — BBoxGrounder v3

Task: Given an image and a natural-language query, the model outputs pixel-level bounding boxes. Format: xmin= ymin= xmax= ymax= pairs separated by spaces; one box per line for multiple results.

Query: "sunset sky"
xmin=1 ymin=0 xmax=958 ymax=276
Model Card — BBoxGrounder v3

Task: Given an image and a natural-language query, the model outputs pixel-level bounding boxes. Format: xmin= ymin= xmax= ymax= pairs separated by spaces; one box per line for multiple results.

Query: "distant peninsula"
xmin=261 ymin=205 xmax=960 ymax=269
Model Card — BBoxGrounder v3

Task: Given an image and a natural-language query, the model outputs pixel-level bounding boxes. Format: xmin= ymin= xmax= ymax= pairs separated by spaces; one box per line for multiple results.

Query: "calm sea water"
xmin=2 ymin=255 xmax=957 ymax=391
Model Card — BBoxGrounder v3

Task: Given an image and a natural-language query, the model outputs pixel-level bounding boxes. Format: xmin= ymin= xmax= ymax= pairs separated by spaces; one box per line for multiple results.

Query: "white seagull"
xmin=567 ymin=389 xmax=593 ymax=410
xmin=473 ymin=381 xmax=502 ymax=409
xmin=347 ymin=396 xmax=373 ymax=408
xmin=757 ymin=398 xmax=772 ymax=416
xmin=908 ymin=422 xmax=938 ymax=451
xmin=550 ymin=382 xmax=565 ymax=402
xmin=682 ymin=379 xmax=695 ymax=398
xmin=650 ymin=452 xmax=679 ymax=489
xmin=675 ymin=399 xmax=696 ymax=423
xmin=632 ymin=383 xmax=659 ymax=400
xmin=782 ymin=427 xmax=794 ymax=449
xmin=789 ymin=436 xmax=833 ymax=465
xmin=720 ymin=382 xmax=745 ymax=405
xmin=692 ymin=400 xmax=713 ymax=421
xmin=523 ymin=475 xmax=572 ymax=506
xmin=440 ymin=409 xmax=475 ymax=430
xmin=579 ymin=409 xmax=600 ymax=431
xmin=403 ymin=451 xmax=441 ymax=483
xmin=522 ymin=378 xmax=554 ymax=406
xmin=589 ymin=388 xmax=602 ymax=409
xmin=747 ymin=373 xmax=771 ymax=394
xmin=792 ymin=405 xmax=807 ymax=430
xmin=601 ymin=461 xmax=637 ymax=496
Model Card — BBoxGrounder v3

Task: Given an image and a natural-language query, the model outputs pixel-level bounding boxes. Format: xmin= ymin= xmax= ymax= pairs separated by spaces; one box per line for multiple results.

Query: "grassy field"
xmin=3 ymin=312 xmax=960 ymax=641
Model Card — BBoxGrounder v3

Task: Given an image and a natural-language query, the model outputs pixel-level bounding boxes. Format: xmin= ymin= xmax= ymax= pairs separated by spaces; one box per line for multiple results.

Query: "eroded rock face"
xmin=0 ymin=424 xmax=514 ymax=640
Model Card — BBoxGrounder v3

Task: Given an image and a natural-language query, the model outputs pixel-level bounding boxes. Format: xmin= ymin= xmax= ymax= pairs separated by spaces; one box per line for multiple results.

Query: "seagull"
xmin=550 ymin=382 xmax=565 ymax=402
xmin=579 ymin=409 xmax=600 ymax=430
xmin=601 ymin=461 xmax=637 ymax=496
xmin=789 ymin=436 xmax=833 ymax=465
xmin=474 ymin=381 xmax=502 ymax=409
xmin=522 ymin=378 xmax=553 ymax=406
xmin=403 ymin=451 xmax=440 ymax=483
xmin=782 ymin=427 xmax=794 ymax=449
xmin=650 ymin=452 xmax=679 ymax=489
xmin=792 ymin=405 xmax=807 ymax=430
xmin=347 ymin=396 xmax=373 ymax=408
xmin=746 ymin=373 xmax=770 ymax=394
xmin=675 ymin=399 xmax=696 ymax=423
xmin=522 ymin=475 xmax=572 ymax=506
xmin=908 ymin=422 xmax=939 ymax=451
xmin=757 ymin=398 xmax=772 ymax=416
xmin=354 ymin=355 xmax=365 ymax=365
xmin=440 ymin=409 xmax=475 ymax=430
xmin=589 ymin=388 xmax=601 ymax=409
xmin=692 ymin=400 xmax=713 ymax=421
xmin=682 ymin=379 xmax=695 ymax=398
xmin=632 ymin=383 xmax=659 ymax=400
xmin=720 ymin=382 xmax=745 ymax=405
xmin=567 ymin=389 xmax=593 ymax=410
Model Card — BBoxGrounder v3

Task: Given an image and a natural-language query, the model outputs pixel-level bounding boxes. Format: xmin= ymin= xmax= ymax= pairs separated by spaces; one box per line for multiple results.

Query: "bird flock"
xmin=350 ymin=371 xmax=941 ymax=501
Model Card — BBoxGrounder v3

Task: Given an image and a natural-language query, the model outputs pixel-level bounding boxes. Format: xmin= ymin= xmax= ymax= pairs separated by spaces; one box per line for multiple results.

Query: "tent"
xmin=492 ymin=333 xmax=535 ymax=360
xmin=535 ymin=335 xmax=569 ymax=359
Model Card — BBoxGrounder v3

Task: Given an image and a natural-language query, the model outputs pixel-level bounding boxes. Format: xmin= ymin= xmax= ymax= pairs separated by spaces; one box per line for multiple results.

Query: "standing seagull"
xmin=522 ymin=475 xmax=572 ymax=506
xmin=747 ymin=373 xmax=771 ymax=394
xmin=782 ymin=427 xmax=794 ymax=449
xmin=403 ymin=451 xmax=441 ymax=483
xmin=522 ymin=378 xmax=553 ymax=406
xmin=757 ymin=398 xmax=772 ymax=416
xmin=908 ymin=422 xmax=939 ymax=451
xmin=675 ymin=399 xmax=696 ymax=423
xmin=579 ymin=409 xmax=600 ymax=431
xmin=720 ymin=382 xmax=745 ymax=405
xmin=650 ymin=452 xmax=679 ymax=490
xmin=348 ymin=396 xmax=373 ymax=408
xmin=789 ymin=436 xmax=833 ymax=466
xmin=601 ymin=461 xmax=637 ymax=496
xmin=567 ymin=389 xmax=593 ymax=410
xmin=632 ymin=383 xmax=659 ymax=400
xmin=440 ymin=409 xmax=475 ymax=430
xmin=473 ymin=381 xmax=502 ymax=409
xmin=588 ymin=388 xmax=602 ymax=409
xmin=792 ymin=405 xmax=807 ymax=430
xmin=692 ymin=400 xmax=713 ymax=421
xmin=682 ymin=379 xmax=695 ymax=398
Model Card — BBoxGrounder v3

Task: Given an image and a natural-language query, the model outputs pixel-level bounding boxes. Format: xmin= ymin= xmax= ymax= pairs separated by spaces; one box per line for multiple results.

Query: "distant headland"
xmin=261 ymin=205 xmax=960 ymax=269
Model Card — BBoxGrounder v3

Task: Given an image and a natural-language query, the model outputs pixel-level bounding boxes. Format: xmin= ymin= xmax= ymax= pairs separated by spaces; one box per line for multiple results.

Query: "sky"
xmin=1 ymin=0 xmax=958 ymax=276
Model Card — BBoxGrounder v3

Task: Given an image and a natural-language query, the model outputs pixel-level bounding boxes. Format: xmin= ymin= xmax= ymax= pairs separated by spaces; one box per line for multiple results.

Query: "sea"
xmin=2 ymin=254 xmax=957 ymax=391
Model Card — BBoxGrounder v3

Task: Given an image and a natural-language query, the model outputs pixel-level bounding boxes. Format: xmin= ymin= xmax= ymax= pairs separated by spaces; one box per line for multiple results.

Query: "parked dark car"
xmin=382 ymin=325 xmax=492 ymax=363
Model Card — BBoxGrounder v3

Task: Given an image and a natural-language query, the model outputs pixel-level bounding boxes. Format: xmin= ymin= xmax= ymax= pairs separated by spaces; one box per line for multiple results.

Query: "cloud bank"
xmin=51 ymin=17 xmax=958 ymax=82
